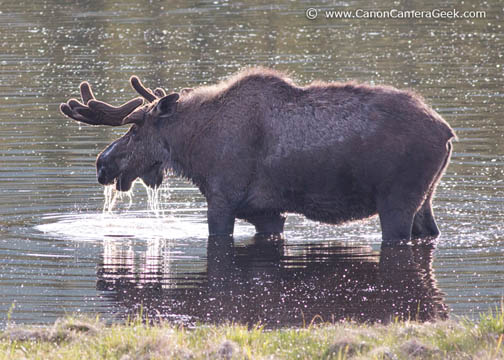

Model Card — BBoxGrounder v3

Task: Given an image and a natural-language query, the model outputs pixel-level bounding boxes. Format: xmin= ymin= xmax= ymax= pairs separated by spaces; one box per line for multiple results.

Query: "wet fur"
xmin=106 ymin=67 xmax=456 ymax=244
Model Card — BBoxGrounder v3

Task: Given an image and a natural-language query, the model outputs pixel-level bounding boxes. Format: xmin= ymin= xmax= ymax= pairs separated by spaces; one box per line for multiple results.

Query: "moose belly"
xmin=283 ymin=187 xmax=377 ymax=225
xmin=241 ymin=187 xmax=377 ymax=225
xmin=246 ymin=161 xmax=377 ymax=225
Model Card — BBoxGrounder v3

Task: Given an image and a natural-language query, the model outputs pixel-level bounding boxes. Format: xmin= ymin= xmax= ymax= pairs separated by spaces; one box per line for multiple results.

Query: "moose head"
xmin=60 ymin=77 xmax=180 ymax=191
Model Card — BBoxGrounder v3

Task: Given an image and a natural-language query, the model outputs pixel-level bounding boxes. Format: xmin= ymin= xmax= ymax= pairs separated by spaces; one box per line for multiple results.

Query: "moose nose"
xmin=97 ymin=167 xmax=108 ymax=185
xmin=96 ymin=142 xmax=121 ymax=185
xmin=96 ymin=155 xmax=116 ymax=185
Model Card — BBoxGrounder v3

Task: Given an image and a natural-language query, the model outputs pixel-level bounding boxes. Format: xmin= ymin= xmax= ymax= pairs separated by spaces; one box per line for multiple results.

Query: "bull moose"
xmin=60 ymin=68 xmax=455 ymax=246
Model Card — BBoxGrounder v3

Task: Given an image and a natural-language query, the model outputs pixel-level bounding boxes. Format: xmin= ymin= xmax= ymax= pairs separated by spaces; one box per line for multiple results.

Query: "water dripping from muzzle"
xmin=142 ymin=182 xmax=169 ymax=217
xmin=102 ymin=179 xmax=170 ymax=216
xmin=103 ymin=183 xmax=134 ymax=213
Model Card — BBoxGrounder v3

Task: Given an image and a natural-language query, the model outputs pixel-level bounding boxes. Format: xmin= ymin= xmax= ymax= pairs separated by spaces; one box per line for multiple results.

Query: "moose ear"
xmin=156 ymin=93 xmax=179 ymax=117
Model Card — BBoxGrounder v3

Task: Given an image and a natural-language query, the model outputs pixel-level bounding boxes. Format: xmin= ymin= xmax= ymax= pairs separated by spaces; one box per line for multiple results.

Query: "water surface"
xmin=0 ymin=0 xmax=503 ymax=327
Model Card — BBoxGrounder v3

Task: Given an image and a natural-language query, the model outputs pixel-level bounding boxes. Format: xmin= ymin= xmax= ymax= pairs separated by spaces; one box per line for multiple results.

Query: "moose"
xmin=60 ymin=68 xmax=455 ymax=246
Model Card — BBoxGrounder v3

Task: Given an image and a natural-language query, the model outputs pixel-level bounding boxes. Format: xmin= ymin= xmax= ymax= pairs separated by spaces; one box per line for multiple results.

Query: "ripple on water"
xmin=34 ymin=212 xmax=254 ymax=242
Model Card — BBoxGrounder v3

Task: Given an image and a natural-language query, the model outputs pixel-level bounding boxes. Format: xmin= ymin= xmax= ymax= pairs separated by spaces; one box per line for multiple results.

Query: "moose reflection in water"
xmin=97 ymin=237 xmax=447 ymax=327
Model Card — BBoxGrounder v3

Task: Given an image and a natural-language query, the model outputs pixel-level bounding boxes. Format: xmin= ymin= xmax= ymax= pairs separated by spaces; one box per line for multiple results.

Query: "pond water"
xmin=0 ymin=0 xmax=503 ymax=328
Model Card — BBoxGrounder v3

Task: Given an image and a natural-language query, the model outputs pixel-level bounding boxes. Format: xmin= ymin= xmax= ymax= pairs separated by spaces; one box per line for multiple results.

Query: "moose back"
xmin=60 ymin=68 xmax=455 ymax=246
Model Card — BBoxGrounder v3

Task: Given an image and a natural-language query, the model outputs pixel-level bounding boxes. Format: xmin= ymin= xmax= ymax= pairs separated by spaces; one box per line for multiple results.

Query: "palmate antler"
xmin=60 ymin=76 xmax=167 ymax=126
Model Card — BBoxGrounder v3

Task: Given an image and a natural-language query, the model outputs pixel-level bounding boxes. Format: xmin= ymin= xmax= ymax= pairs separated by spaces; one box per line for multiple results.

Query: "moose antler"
xmin=60 ymin=76 xmax=168 ymax=126
xmin=60 ymin=81 xmax=144 ymax=126
xmin=129 ymin=76 xmax=166 ymax=102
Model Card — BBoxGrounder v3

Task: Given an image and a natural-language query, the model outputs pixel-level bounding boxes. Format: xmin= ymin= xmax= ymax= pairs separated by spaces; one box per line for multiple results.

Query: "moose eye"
xmin=127 ymin=125 xmax=140 ymax=143
xmin=130 ymin=125 xmax=138 ymax=136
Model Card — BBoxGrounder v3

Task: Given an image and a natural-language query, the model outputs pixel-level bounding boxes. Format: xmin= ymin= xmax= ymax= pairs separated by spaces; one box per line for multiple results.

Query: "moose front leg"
xmin=207 ymin=198 xmax=236 ymax=237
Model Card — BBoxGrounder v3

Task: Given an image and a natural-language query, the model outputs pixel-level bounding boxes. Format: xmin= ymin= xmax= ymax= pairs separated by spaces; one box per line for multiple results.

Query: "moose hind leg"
xmin=412 ymin=141 xmax=452 ymax=240
xmin=378 ymin=208 xmax=416 ymax=247
xmin=377 ymin=183 xmax=426 ymax=247
xmin=412 ymin=198 xmax=440 ymax=239
xmin=377 ymin=142 xmax=450 ymax=247
xmin=246 ymin=213 xmax=286 ymax=235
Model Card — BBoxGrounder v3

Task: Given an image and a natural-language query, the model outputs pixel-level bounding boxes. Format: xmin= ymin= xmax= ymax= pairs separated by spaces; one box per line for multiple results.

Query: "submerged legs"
xmin=412 ymin=199 xmax=440 ymax=239
xmin=246 ymin=213 xmax=286 ymax=235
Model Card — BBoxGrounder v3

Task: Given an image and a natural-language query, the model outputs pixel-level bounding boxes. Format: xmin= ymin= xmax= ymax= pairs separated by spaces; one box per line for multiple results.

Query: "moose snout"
xmin=97 ymin=166 xmax=109 ymax=185
xmin=96 ymin=153 xmax=119 ymax=185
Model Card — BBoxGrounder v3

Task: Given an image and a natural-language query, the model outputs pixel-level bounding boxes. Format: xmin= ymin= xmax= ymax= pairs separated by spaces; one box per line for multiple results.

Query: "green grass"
xmin=1 ymin=306 xmax=504 ymax=360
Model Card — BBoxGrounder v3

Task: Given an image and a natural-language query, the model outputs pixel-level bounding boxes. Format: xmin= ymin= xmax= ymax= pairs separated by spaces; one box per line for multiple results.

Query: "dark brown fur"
xmin=64 ymin=68 xmax=456 ymax=246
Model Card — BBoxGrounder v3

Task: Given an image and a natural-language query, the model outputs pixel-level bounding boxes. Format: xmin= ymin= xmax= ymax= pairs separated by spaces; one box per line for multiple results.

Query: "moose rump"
xmin=60 ymin=68 xmax=455 ymax=247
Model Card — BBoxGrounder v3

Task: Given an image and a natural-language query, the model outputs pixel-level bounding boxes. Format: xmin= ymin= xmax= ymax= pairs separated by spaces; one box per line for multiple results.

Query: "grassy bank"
xmin=1 ymin=308 xmax=503 ymax=360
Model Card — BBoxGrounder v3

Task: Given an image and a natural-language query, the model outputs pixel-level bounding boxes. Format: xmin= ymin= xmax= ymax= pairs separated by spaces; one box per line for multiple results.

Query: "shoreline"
xmin=1 ymin=308 xmax=503 ymax=359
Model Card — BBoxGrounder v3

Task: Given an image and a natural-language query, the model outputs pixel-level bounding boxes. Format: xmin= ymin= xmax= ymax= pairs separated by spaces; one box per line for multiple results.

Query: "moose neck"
xmin=160 ymin=95 xmax=221 ymax=190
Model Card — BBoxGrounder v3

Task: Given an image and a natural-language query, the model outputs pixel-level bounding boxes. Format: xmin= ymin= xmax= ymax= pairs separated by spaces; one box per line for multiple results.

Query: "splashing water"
xmin=103 ymin=179 xmax=171 ymax=216
xmin=103 ymin=183 xmax=134 ymax=213
xmin=143 ymin=182 xmax=169 ymax=217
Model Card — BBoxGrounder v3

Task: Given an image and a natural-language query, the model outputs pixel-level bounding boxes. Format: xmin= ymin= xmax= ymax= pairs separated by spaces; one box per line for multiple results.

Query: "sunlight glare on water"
xmin=35 ymin=212 xmax=210 ymax=242
xmin=0 ymin=0 xmax=502 ymax=328
xmin=37 ymin=180 xmax=203 ymax=241
xmin=36 ymin=178 xmax=253 ymax=242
